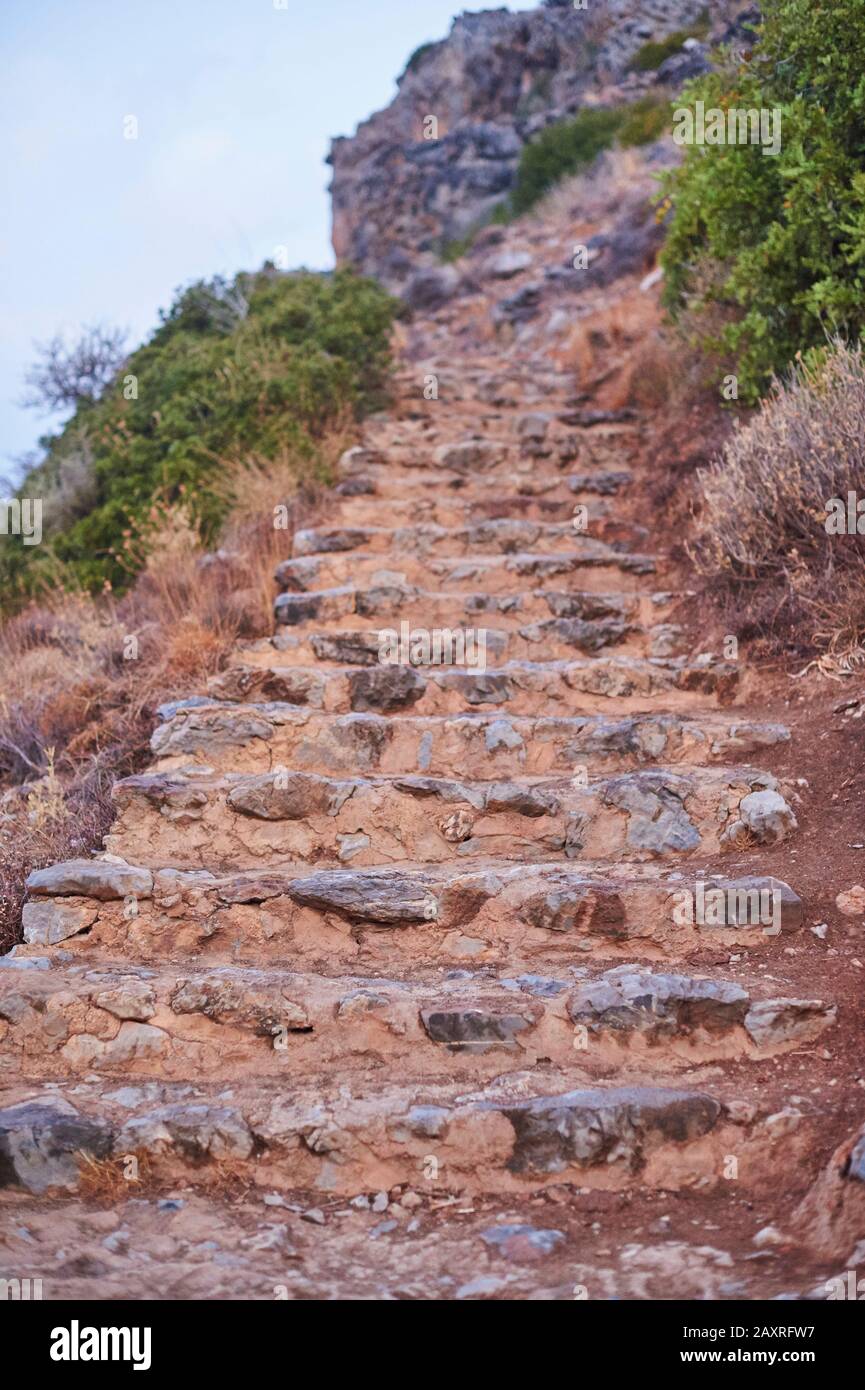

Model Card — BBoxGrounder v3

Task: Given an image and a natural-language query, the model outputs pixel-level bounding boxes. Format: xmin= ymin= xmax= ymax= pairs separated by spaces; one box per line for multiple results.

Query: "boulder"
xmin=0 ymin=1100 xmax=113 ymax=1193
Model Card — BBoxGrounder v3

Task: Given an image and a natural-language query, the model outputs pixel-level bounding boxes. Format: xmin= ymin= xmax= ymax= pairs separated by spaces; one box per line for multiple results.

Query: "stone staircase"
xmin=0 ymin=350 xmax=841 ymax=1297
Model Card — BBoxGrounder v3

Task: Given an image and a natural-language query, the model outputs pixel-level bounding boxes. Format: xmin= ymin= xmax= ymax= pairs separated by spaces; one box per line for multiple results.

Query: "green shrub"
xmin=628 ymin=22 xmax=708 ymax=72
xmin=2 ymin=268 xmax=396 ymax=598
xmin=660 ymin=0 xmax=865 ymax=402
xmin=617 ymin=95 xmax=671 ymax=147
xmin=510 ymin=108 xmax=625 ymax=214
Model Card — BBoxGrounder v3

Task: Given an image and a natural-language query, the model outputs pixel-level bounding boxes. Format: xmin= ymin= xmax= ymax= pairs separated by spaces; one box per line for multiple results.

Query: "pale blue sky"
xmin=1 ymin=0 xmax=533 ymax=476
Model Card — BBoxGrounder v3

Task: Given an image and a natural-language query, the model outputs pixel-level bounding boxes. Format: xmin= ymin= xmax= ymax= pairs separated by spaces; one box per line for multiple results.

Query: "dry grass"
xmin=76 ymin=1149 xmax=157 ymax=1205
xmin=690 ymin=339 xmax=865 ymax=661
xmin=0 ymin=436 xmax=337 ymax=952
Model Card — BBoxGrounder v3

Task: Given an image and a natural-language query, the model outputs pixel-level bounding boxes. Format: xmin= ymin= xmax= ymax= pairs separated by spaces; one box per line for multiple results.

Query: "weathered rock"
xmin=744 ymin=999 xmax=835 ymax=1048
xmin=274 ymin=590 xmax=348 ymax=627
xmin=0 ymin=1100 xmax=113 ymax=1193
xmin=519 ymin=883 xmax=627 ymax=937
xmin=847 ymin=1129 xmax=865 ymax=1184
xmin=494 ymin=282 xmax=543 ymax=326
xmin=116 ymin=1104 xmax=253 ymax=1161
xmin=349 ymin=665 xmax=426 ymax=712
xmin=487 ymin=250 xmax=532 ymax=280
xmin=735 ymin=789 xmax=798 ymax=845
xmin=421 ymin=1007 xmax=536 ymax=1051
xmin=94 ymin=982 xmax=157 ymax=1021
xmin=21 ymin=899 xmax=97 ymax=946
xmin=404 ymin=264 xmax=463 ymax=311
xmin=26 ymin=860 xmax=153 ymax=902
xmin=228 ymin=771 xmax=356 ymax=820
xmin=288 ymin=869 xmax=437 ymax=924
xmin=498 ymin=1087 xmax=722 ymax=1174
xmin=328 ymin=0 xmax=734 ymax=289
xmin=568 ymin=967 xmax=749 ymax=1037
xmin=480 ymin=1224 xmax=565 ymax=1260
xmin=602 ymin=772 xmax=700 ymax=855
xmin=433 ymin=440 xmax=504 ymax=474
xmin=170 ymin=974 xmax=308 ymax=1034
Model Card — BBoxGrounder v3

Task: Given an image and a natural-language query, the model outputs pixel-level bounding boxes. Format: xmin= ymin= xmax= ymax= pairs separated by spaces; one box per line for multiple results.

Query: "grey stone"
xmin=602 ymin=772 xmax=700 ymax=855
xmin=498 ymin=1087 xmax=721 ymax=1174
xmin=26 ymin=860 xmax=153 ymax=902
xmin=228 ymin=771 xmax=356 ymax=821
xmin=0 ymin=1101 xmax=113 ymax=1193
xmin=737 ymin=789 xmax=797 ymax=845
xmin=289 ymin=869 xmax=437 ymax=924
xmin=22 ymin=899 xmax=96 ymax=946
xmin=404 ymin=264 xmax=463 ymax=311
xmin=481 ymin=1224 xmax=565 ymax=1259
xmin=169 ymin=974 xmax=308 ymax=1034
xmin=568 ymin=966 xmax=749 ymax=1037
xmin=421 ymin=1007 xmax=535 ymax=1051
xmin=349 ymin=665 xmax=426 ymax=712
xmin=744 ymin=998 xmax=835 ymax=1047
xmin=487 ymin=250 xmax=532 ymax=279
xmin=117 ymin=1104 xmax=253 ymax=1160
xmin=93 ymin=983 xmax=157 ymax=1021
xmin=847 ymin=1130 xmax=865 ymax=1184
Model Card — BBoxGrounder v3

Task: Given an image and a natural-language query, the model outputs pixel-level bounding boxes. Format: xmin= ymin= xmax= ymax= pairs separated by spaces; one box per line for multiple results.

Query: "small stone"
xmin=372 ymin=1191 xmax=389 ymax=1213
xmin=481 ymin=1224 xmax=565 ymax=1261
xmin=737 ymin=789 xmax=797 ymax=845
xmin=301 ymin=1208 xmax=326 ymax=1225
xmin=456 ymin=1274 xmax=510 ymax=1299
xmin=836 ymin=886 xmax=865 ymax=916
xmin=753 ymin=1225 xmax=786 ymax=1249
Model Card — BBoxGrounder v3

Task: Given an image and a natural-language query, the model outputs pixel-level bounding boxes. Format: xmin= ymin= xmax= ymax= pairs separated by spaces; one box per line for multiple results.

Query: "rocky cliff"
xmin=328 ymin=0 xmax=752 ymax=293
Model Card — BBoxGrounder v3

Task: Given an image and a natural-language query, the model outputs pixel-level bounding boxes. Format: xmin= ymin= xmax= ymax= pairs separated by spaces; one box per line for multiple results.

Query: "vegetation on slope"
xmin=660 ymin=0 xmax=865 ymax=402
xmin=2 ymin=267 xmax=396 ymax=600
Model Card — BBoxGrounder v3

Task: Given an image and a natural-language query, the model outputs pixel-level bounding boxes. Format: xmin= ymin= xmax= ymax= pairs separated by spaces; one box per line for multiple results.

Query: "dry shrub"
xmin=0 ymin=433 xmax=342 ymax=951
xmin=691 ymin=339 xmax=865 ymax=661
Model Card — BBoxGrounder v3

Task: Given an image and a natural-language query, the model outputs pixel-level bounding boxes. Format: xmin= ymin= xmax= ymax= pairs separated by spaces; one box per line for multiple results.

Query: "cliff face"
xmin=328 ymin=0 xmax=749 ymax=292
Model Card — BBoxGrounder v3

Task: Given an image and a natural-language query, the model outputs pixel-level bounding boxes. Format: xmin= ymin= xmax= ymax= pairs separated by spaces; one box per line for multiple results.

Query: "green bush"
xmin=617 ymin=95 xmax=671 ymax=147
xmin=628 ymin=21 xmax=708 ymax=72
xmin=660 ymin=0 xmax=865 ymax=402
xmin=2 ymin=268 xmax=396 ymax=598
xmin=510 ymin=108 xmax=625 ymax=214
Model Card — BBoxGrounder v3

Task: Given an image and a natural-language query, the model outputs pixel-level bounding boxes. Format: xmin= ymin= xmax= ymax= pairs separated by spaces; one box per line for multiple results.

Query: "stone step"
xmin=0 ymin=1073 xmax=819 ymax=1197
xmin=195 ymin=653 xmax=739 ymax=718
xmin=148 ymin=705 xmax=790 ymax=779
xmin=272 ymin=583 xmax=677 ymax=631
xmin=267 ymin=618 xmax=685 ymax=667
xmin=20 ymin=859 xmax=804 ymax=971
xmin=289 ymin=519 xmax=649 ymax=562
xmin=274 ymin=548 xmax=657 ymax=596
xmin=329 ymin=472 xmax=632 ymax=527
xmin=0 ymin=957 xmax=833 ymax=1084
xmin=102 ymin=765 xmax=798 ymax=872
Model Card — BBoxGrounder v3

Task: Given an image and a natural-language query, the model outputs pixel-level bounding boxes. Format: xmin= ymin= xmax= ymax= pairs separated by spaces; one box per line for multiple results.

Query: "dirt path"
xmin=2 ymin=256 xmax=864 ymax=1300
